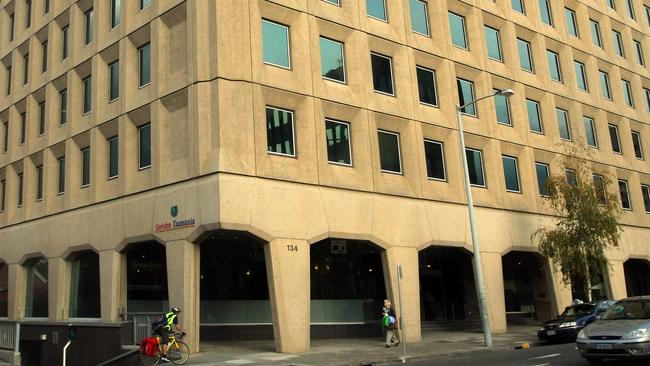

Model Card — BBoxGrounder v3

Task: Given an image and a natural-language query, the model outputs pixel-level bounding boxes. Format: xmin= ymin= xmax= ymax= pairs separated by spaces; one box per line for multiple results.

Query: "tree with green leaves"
xmin=532 ymin=144 xmax=622 ymax=301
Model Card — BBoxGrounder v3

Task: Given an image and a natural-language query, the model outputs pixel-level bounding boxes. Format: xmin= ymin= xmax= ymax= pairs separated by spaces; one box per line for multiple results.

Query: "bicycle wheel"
xmin=139 ymin=352 xmax=160 ymax=366
xmin=169 ymin=341 xmax=190 ymax=365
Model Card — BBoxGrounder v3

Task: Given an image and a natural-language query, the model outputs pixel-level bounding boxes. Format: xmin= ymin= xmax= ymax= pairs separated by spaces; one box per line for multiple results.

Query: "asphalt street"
xmin=387 ymin=343 xmax=650 ymax=366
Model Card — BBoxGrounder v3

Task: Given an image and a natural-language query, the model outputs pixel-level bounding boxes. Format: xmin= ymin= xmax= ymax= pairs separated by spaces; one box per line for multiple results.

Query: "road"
xmin=387 ymin=343 xmax=650 ymax=365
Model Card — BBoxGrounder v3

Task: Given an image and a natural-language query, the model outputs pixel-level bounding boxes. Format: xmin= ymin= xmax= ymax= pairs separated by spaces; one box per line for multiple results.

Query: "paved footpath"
xmin=187 ymin=325 xmax=541 ymax=366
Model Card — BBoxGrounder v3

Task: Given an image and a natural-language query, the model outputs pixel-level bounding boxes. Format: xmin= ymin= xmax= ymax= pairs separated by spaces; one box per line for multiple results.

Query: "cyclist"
xmin=154 ymin=307 xmax=183 ymax=362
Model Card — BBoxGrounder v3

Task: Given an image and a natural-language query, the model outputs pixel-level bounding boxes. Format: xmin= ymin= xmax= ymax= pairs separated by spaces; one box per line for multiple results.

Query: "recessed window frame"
xmin=19 ymin=112 xmax=26 ymax=145
xmin=261 ymin=19 xmax=291 ymax=69
xmin=140 ymin=0 xmax=151 ymax=11
xmin=590 ymin=19 xmax=602 ymax=48
xmin=539 ymin=0 xmax=554 ymax=26
xmin=448 ymin=12 xmax=469 ymax=50
xmin=59 ymin=89 xmax=67 ymax=126
xmin=613 ymin=30 xmax=625 ymax=58
xmin=0 ymin=179 xmax=5 ymax=211
xmin=484 ymin=25 xmax=503 ymax=62
xmin=633 ymin=40 xmax=645 ymax=66
xmin=370 ymin=52 xmax=395 ymax=96
xmin=138 ymin=43 xmax=151 ymax=88
xmin=457 ymin=78 xmax=477 ymax=117
xmin=111 ymin=0 xmax=121 ymax=28
xmin=583 ymin=116 xmax=598 ymax=148
xmin=424 ymin=139 xmax=446 ymax=181
xmin=409 ymin=0 xmax=430 ymax=36
xmin=84 ymin=8 xmax=94 ymax=45
xmin=465 ymin=148 xmax=486 ymax=188
xmin=631 ymin=130 xmax=644 ymax=160
xmin=622 ymin=79 xmax=634 ymax=108
xmin=512 ymin=0 xmax=526 ymax=14
xmin=36 ymin=165 xmax=43 ymax=201
xmin=619 ymin=179 xmax=632 ymax=210
xmin=502 ymin=155 xmax=521 ymax=193
xmin=556 ymin=108 xmax=571 ymax=141
xmin=416 ymin=66 xmax=438 ymax=107
xmin=82 ymin=75 xmax=92 ymax=115
xmin=23 ymin=53 xmax=29 ymax=85
xmin=526 ymin=98 xmax=544 ymax=134
xmin=599 ymin=70 xmax=612 ymax=100
xmin=574 ymin=60 xmax=588 ymax=92
xmin=565 ymin=7 xmax=579 ymax=37
xmin=41 ymin=40 xmax=47 ymax=73
xmin=319 ymin=36 xmax=346 ymax=84
xmin=108 ymin=60 xmax=119 ymax=102
xmin=38 ymin=101 xmax=45 ymax=136
xmin=547 ymin=50 xmax=562 ymax=82
xmin=81 ymin=147 xmax=90 ymax=188
xmin=494 ymin=88 xmax=512 ymax=126
xmin=57 ymin=156 xmax=65 ymax=194
xmin=61 ymin=25 xmax=69 ymax=60
xmin=366 ymin=0 xmax=388 ymax=22
xmin=266 ymin=107 xmax=296 ymax=158
xmin=324 ymin=118 xmax=352 ymax=167
xmin=108 ymin=136 xmax=119 ymax=179
xmin=641 ymin=184 xmax=650 ymax=213
xmin=644 ymin=88 xmax=650 ymax=113
xmin=517 ymin=38 xmax=534 ymax=73
xmin=17 ymin=172 xmax=23 ymax=207
xmin=609 ymin=123 xmax=622 ymax=154
xmin=625 ymin=0 xmax=635 ymax=19
xmin=377 ymin=130 xmax=403 ymax=174
xmin=138 ymin=123 xmax=152 ymax=169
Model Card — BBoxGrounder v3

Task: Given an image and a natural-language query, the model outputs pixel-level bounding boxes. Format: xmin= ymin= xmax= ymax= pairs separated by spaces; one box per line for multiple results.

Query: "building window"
xmin=325 ymin=119 xmax=351 ymax=166
xmin=416 ymin=66 xmax=437 ymax=106
xmin=38 ymin=101 xmax=45 ymax=135
xmin=584 ymin=116 xmax=598 ymax=148
xmin=574 ymin=60 xmax=588 ymax=91
xmin=625 ymin=0 xmax=635 ymax=19
xmin=424 ymin=139 xmax=445 ymax=180
xmin=539 ymin=0 xmax=553 ymax=26
xmin=23 ymin=53 xmax=29 ymax=85
xmin=599 ymin=70 xmax=612 ymax=100
xmin=2 ymin=122 xmax=7 ymax=152
xmin=494 ymin=88 xmax=511 ymax=125
xmin=58 ymin=156 xmax=65 ymax=194
xmin=592 ymin=174 xmax=606 ymax=204
xmin=109 ymin=61 xmax=119 ymax=101
xmin=108 ymin=136 xmax=119 ymax=178
xmin=323 ymin=0 xmax=340 ymax=5
xmin=17 ymin=173 xmax=23 ymax=207
xmin=0 ymin=180 xmax=4 ymax=211
xmin=619 ymin=180 xmax=632 ymax=210
xmin=607 ymin=0 xmax=616 ymax=10
xmin=645 ymin=88 xmax=650 ymax=113
xmin=111 ymin=0 xmax=121 ymax=28
xmin=527 ymin=99 xmax=543 ymax=133
xmin=69 ymin=252 xmax=100 ymax=318
xmin=565 ymin=8 xmax=578 ymax=37
xmin=484 ymin=26 xmax=503 ymax=61
xmin=622 ymin=79 xmax=634 ymax=107
xmin=634 ymin=40 xmax=644 ymax=66
xmin=262 ymin=20 xmax=290 ymax=69
xmin=25 ymin=0 xmax=31 ymax=28
xmin=5 ymin=66 xmax=11 ymax=96
xmin=609 ymin=124 xmax=622 ymax=154
xmin=62 ymin=25 xmax=69 ymax=60
xmin=36 ymin=165 xmax=43 ymax=201
xmin=631 ymin=131 xmax=644 ymax=159
xmin=59 ymin=89 xmax=67 ymax=125
xmin=320 ymin=37 xmax=345 ymax=83
xmin=457 ymin=78 xmax=476 ymax=116
xmin=371 ymin=53 xmax=394 ymax=95
xmin=138 ymin=43 xmax=151 ymax=87
xmin=84 ymin=9 xmax=93 ymax=45
xmin=556 ymin=108 xmax=571 ymax=140
xmin=535 ymin=163 xmax=550 ymax=196
xmin=24 ymin=258 xmax=48 ymax=317
xmin=83 ymin=76 xmax=92 ymax=114
xmin=448 ymin=12 xmax=468 ymax=49
xmin=20 ymin=112 xmax=26 ymax=145
xmin=378 ymin=130 xmax=402 ymax=173
xmin=45 ymin=0 xmax=49 ymax=13
xmin=566 ymin=168 xmax=577 ymax=186
xmin=590 ymin=20 xmax=602 ymax=47
xmin=140 ymin=0 xmax=151 ymax=10
xmin=512 ymin=0 xmax=525 ymax=14
xmin=641 ymin=184 xmax=650 ymax=213
xmin=409 ymin=0 xmax=429 ymax=36
xmin=517 ymin=38 xmax=534 ymax=72
xmin=266 ymin=107 xmax=295 ymax=157
xmin=646 ymin=5 xmax=650 ymax=26
xmin=138 ymin=123 xmax=151 ymax=169
xmin=547 ymin=50 xmax=562 ymax=82
xmin=613 ymin=30 xmax=624 ymax=57
xmin=41 ymin=40 xmax=47 ymax=73
xmin=366 ymin=0 xmax=387 ymax=21
xmin=81 ymin=147 xmax=90 ymax=187
xmin=502 ymin=155 xmax=521 ymax=192
xmin=465 ymin=148 xmax=485 ymax=187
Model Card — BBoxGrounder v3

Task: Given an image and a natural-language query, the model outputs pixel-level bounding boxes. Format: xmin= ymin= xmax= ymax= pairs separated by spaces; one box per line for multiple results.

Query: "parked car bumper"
xmin=577 ymin=339 xmax=650 ymax=359
xmin=538 ymin=326 xmax=582 ymax=342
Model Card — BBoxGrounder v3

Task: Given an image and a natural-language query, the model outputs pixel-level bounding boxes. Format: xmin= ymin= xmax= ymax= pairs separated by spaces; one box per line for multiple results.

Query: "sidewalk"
xmin=189 ymin=325 xmax=541 ymax=365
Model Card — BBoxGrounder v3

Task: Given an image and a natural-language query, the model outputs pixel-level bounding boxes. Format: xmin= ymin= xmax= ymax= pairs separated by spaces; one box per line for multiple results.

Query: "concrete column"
xmin=607 ymin=260 xmax=627 ymax=300
xmin=100 ymin=250 xmax=124 ymax=322
xmin=8 ymin=264 xmax=26 ymax=320
xmin=48 ymin=257 xmax=70 ymax=320
xmin=384 ymin=246 xmax=421 ymax=342
xmin=265 ymin=239 xmax=310 ymax=353
xmin=165 ymin=240 xmax=200 ymax=353
xmin=546 ymin=261 xmax=572 ymax=317
xmin=480 ymin=252 xmax=507 ymax=334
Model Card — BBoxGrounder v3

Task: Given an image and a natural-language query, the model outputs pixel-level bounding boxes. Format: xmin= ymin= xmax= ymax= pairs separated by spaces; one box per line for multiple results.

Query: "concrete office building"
xmin=1 ymin=0 xmax=650 ymax=364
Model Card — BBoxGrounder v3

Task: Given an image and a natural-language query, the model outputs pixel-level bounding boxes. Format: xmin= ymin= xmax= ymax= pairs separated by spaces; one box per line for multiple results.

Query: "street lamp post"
xmin=455 ymin=88 xmax=514 ymax=348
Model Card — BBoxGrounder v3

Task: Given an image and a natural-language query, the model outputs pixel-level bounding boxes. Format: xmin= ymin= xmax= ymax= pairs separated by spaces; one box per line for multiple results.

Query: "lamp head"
xmin=498 ymin=88 xmax=515 ymax=97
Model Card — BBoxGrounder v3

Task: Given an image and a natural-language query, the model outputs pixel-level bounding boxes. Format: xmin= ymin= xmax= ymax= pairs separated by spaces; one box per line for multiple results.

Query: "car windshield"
xmin=561 ymin=304 xmax=595 ymax=317
xmin=601 ymin=300 xmax=650 ymax=320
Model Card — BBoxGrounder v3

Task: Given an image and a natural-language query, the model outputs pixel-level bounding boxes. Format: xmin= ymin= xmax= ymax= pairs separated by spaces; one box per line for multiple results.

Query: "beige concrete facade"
xmin=0 ymin=0 xmax=649 ymax=355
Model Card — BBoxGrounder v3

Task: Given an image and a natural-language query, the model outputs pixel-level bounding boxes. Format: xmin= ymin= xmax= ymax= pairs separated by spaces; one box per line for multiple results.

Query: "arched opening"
xmin=125 ymin=241 xmax=169 ymax=312
xmin=624 ymin=259 xmax=650 ymax=297
xmin=199 ymin=230 xmax=271 ymax=341
xmin=310 ymin=238 xmax=386 ymax=338
xmin=68 ymin=251 xmax=100 ymax=318
xmin=419 ymin=247 xmax=477 ymax=327
xmin=0 ymin=263 xmax=7 ymax=317
xmin=24 ymin=257 xmax=48 ymax=318
xmin=502 ymin=251 xmax=553 ymax=323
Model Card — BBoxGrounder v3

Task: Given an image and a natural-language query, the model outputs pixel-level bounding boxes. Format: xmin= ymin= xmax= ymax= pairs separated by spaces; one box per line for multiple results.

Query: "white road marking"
xmin=531 ymin=363 xmax=550 ymax=366
xmin=528 ymin=353 xmax=561 ymax=360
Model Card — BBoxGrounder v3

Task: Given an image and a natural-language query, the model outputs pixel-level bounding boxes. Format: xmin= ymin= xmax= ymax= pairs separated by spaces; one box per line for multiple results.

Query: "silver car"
xmin=576 ymin=296 xmax=650 ymax=363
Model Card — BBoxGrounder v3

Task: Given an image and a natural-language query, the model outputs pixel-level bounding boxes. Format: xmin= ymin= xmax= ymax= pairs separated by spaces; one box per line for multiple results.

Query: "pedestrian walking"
xmin=382 ymin=299 xmax=400 ymax=347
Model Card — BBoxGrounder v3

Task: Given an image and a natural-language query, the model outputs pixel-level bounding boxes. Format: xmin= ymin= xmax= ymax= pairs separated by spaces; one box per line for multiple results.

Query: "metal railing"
xmin=126 ymin=313 xmax=160 ymax=344
xmin=0 ymin=321 xmax=20 ymax=352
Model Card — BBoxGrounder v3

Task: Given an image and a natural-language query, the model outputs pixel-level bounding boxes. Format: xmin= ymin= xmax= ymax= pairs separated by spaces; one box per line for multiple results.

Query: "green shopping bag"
xmin=382 ymin=315 xmax=390 ymax=327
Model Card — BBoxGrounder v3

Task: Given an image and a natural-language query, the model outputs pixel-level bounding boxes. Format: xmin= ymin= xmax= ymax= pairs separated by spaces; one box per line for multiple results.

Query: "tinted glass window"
xmin=494 ymin=89 xmax=511 ymax=125
xmin=109 ymin=137 xmax=119 ymax=178
xmin=512 ymin=0 xmax=525 ymax=13
xmin=416 ymin=67 xmax=437 ymax=106
xmin=378 ymin=131 xmax=401 ymax=173
xmin=466 ymin=149 xmax=485 ymax=186
xmin=325 ymin=119 xmax=351 ymax=165
xmin=367 ymin=0 xmax=387 ymax=20
xmin=266 ymin=107 xmax=294 ymax=156
xmin=603 ymin=301 xmax=650 ymax=320
xmin=502 ymin=156 xmax=520 ymax=192
xmin=457 ymin=78 xmax=476 ymax=115
xmin=371 ymin=53 xmax=393 ymax=95
xmin=641 ymin=185 xmax=650 ymax=212
xmin=565 ymin=8 xmax=578 ymax=37
xmin=262 ymin=20 xmax=290 ymax=68
xmin=590 ymin=20 xmax=602 ymax=47
xmin=449 ymin=12 xmax=468 ymax=49
xmin=619 ymin=180 xmax=631 ymax=210
xmin=517 ymin=38 xmax=533 ymax=72
xmin=409 ymin=0 xmax=429 ymax=35
xmin=599 ymin=71 xmax=611 ymax=99
xmin=547 ymin=50 xmax=561 ymax=82
xmin=139 ymin=43 xmax=151 ymax=86
xmin=527 ymin=99 xmax=543 ymax=133
xmin=424 ymin=140 xmax=445 ymax=180
xmin=609 ymin=124 xmax=621 ymax=153
xmin=622 ymin=80 xmax=634 ymax=107
xmin=584 ymin=117 xmax=598 ymax=147
xmin=632 ymin=131 xmax=644 ymax=159
xmin=539 ymin=0 xmax=553 ymax=25
xmin=139 ymin=124 xmax=151 ymax=168
xmin=556 ymin=108 xmax=571 ymax=140
xmin=485 ymin=26 xmax=502 ymax=61
xmin=109 ymin=61 xmax=119 ymax=101
xmin=81 ymin=147 xmax=90 ymax=187
xmin=574 ymin=61 xmax=587 ymax=91
xmin=320 ymin=37 xmax=345 ymax=82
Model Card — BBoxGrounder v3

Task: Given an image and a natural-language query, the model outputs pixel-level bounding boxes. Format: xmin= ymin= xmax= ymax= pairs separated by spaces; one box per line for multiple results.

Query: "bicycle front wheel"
xmin=169 ymin=341 xmax=190 ymax=365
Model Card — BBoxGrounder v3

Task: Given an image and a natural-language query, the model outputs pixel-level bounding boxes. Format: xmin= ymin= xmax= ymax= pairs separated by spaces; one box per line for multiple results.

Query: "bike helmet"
xmin=171 ymin=307 xmax=182 ymax=313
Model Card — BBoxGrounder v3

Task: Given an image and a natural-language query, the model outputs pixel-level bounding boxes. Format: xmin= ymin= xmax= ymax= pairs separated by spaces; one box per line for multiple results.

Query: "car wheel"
xmin=583 ymin=356 xmax=603 ymax=364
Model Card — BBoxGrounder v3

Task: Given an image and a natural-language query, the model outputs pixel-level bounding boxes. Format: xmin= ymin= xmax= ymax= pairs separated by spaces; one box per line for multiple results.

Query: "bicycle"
xmin=140 ymin=331 xmax=190 ymax=365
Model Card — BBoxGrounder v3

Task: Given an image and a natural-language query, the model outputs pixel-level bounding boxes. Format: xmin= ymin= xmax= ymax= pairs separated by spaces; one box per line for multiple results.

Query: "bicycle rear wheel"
xmin=169 ymin=341 xmax=190 ymax=365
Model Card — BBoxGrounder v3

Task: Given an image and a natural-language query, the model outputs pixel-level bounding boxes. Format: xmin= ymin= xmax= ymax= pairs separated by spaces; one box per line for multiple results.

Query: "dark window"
xmin=619 ymin=180 xmax=631 ymax=210
xmin=126 ymin=242 xmax=168 ymax=312
xmin=632 ymin=131 xmax=644 ymax=159
xmin=325 ymin=119 xmax=351 ymax=165
xmin=108 ymin=136 xmax=119 ymax=178
xmin=23 ymin=53 xmax=29 ymax=85
xmin=44 ymin=0 xmax=49 ymax=13
xmin=593 ymin=174 xmax=606 ymax=205
xmin=466 ymin=148 xmax=485 ymax=187
xmin=424 ymin=139 xmax=445 ymax=180
xmin=36 ymin=165 xmax=43 ymax=200
xmin=140 ymin=0 xmax=151 ymax=10
xmin=457 ymin=78 xmax=476 ymax=115
xmin=599 ymin=70 xmax=611 ymax=99
xmin=6 ymin=66 xmax=11 ymax=96
xmin=584 ymin=116 xmax=598 ymax=147
xmin=371 ymin=53 xmax=394 ymax=95
xmin=111 ymin=0 xmax=121 ymax=28
xmin=138 ymin=123 xmax=151 ymax=168
xmin=83 ymin=76 xmax=92 ymax=114
xmin=25 ymin=258 xmax=48 ymax=317
xmin=8 ymin=13 xmax=14 ymax=42
xmin=0 ymin=264 xmax=7 ymax=317
xmin=20 ymin=112 xmax=26 ymax=144
xmin=138 ymin=43 xmax=151 ymax=87
xmin=17 ymin=173 xmax=23 ymax=207
xmin=58 ymin=156 xmax=65 ymax=193
xmin=69 ymin=252 xmax=100 ymax=318
xmin=60 ymin=89 xmax=67 ymax=125
xmin=566 ymin=169 xmax=577 ymax=186
xmin=502 ymin=155 xmax=520 ymax=192
xmin=2 ymin=122 xmax=7 ymax=152
xmin=81 ymin=147 xmax=90 ymax=187
xmin=41 ymin=40 xmax=48 ymax=73
xmin=62 ymin=26 xmax=69 ymax=60
xmin=378 ymin=130 xmax=402 ymax=173
xmin=0 ymin=180 xmax=5 ymax=211
xmin=609 ymin=124 xmax=621 ymax=153
xmin=641 ymin=184 xmax=650 ymax=213
xmin=416 ymin=66 xmax=437 ymax=106
xmin=527 ymin=99 xmax=543 ymax=133
xmin=556 ymin=108 xmax=571 ymax=140
xmin=84 ymin=9 xmax=93 ymax=45
xmin=266 ymin=107 xmax=294 ymax=156
xmin=535 ymin=163 xmax=549 ymax=196
xmin=26 ymin=0 xmax=31 ymax=28
xmin=109 ymin=61 xmax=119 ymax=101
